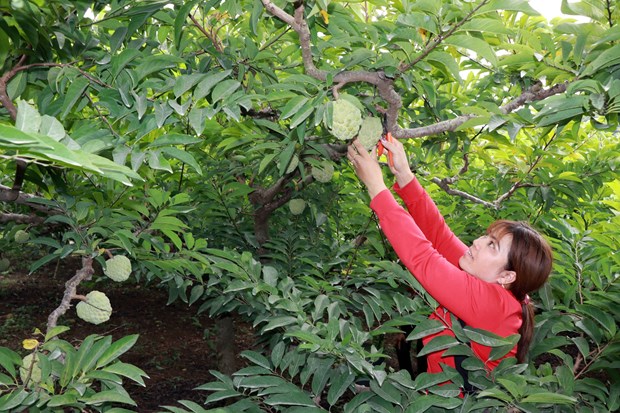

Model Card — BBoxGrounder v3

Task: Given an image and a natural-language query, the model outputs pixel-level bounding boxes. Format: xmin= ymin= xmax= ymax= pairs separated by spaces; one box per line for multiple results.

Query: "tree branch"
xmin=0 ymin=184 xmax=60 ymax=214
xmin=189 ymin=12 xmax=224 ymax=53
xmin=0 ymin=212 xmax=45 ymax=225
xmin=396 ymin=82 xmax=569 ymax=139
xmin=47 ymin=256 xmax=94 ymax=331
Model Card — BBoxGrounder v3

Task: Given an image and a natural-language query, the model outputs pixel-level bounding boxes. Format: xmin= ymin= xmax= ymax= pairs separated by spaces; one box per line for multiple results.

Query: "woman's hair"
xmin=487 ymin=220 xmax=553 ymax=363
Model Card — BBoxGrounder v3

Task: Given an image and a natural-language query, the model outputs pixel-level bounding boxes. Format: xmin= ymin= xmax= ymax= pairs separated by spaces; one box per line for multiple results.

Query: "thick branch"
xmin=0 ymin=184 xmax=60 ymax=214
xmin=0 ymin=212 xmax=45 ymax=224
xmin=261 ymin=0 xmax=403 ymax=130
xmin=396 ymin=82 xmax=569 ymax=139
xmin=47 ymin=256 xmax=94 ymax=331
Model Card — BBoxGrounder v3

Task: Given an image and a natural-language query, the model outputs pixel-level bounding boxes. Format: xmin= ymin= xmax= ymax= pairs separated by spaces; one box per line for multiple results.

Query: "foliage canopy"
xmin=0 ymin=0 xmax=619 ymax=411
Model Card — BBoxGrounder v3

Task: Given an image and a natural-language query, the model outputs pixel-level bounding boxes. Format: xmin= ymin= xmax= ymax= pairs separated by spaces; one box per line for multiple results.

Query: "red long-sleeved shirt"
xmin=369 ymin=177 xmax=522 ymax=373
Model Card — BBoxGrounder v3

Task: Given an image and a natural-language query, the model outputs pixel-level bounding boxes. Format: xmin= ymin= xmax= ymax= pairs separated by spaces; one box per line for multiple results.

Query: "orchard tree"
xmin=0 ymin=0 xmax=619 ymax=412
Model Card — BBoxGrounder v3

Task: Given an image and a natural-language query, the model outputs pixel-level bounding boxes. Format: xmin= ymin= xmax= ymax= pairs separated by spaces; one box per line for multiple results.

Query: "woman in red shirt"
xmin=347 ymin=138 xmax=552 ymax=385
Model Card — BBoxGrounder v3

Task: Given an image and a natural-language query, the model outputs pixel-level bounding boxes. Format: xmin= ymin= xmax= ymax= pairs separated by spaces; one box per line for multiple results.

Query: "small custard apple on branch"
xmin=14 ymin=229 xmax=30 ymax=243
xmin=104 ymin=255 xmax=132 ymax=282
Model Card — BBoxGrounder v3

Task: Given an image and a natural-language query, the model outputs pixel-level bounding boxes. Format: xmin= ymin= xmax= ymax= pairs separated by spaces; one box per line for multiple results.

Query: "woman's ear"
xmin=498 ymin=270 xmax=516 ymax=286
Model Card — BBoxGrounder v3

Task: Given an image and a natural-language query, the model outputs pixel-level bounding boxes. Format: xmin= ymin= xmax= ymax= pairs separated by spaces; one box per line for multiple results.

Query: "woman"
xmin=347 ymin=138 xmax=552 ymax=385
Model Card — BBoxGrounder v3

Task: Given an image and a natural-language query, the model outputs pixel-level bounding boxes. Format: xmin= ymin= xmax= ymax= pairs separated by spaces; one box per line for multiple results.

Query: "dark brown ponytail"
xmin=517 ymin=301 xmax=535 ymax=363
xmin=487 ymin=220 xmax=553 ymax=362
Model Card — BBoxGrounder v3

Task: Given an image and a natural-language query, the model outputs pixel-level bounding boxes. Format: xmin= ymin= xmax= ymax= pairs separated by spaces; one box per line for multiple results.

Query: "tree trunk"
xmin=216 ymin=316 xmax=237 ymax=375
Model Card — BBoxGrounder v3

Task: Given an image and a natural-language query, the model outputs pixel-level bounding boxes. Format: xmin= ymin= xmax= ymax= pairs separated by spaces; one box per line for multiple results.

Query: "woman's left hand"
xmin=347 ymin=139 xmax=388 ymax=199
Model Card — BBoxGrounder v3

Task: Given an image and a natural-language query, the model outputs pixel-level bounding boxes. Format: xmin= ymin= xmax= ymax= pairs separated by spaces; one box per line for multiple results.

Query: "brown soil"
xmin=0 ymin=258 xmax=254 ymax=412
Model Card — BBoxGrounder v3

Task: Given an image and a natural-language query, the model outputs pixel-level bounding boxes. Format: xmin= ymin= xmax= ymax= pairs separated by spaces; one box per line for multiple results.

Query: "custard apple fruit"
xmin=358 ymin=117 xmax=383 ymax=150
xmin=14 ymin=230 xmax=30 ymax=243
xmin=328 ymin=99 xmax=362 ymax=141
xmin=20 ymin=353 xmax=42 ymax=384
xmin=76 ymin=291 xmax=112 ymax=325
xmin=104 ymin=255 xmax=132 ymax=282
xmin=0 ymin=258 xmax=9 ymax=272
xmin=288 ymin=199 xmax=306 ymax=215
xmin=312 ymin=161 xmax=334 ymax=183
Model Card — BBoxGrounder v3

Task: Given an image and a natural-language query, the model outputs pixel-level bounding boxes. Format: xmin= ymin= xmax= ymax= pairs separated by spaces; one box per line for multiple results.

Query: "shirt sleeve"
xmin=393 ymin=177 xmax=467 ymax=267
xmin=369 ymin=188 xmax=511 ymax=326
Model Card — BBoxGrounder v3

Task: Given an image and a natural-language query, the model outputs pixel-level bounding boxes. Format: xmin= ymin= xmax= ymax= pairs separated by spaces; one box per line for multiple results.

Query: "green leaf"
xmin=174 ymin=0 xmax=201 ymax=50
xmin=459 ymin=18 xmax=513 ymax=35
xmin=0 ymin=389 xmax=30 ymax=411
xmin=263 ymin=391 xmax=316 ymax=407
xmin=16 ymin=99 xmax=41 ymax=133
xmin=44 ymin=325 xmax=70 ymax=342
xmin=520 ymin=392 xmax=577 ymax=404
xmin=412 ymin=371 xmax=458 ymax=391
xmin=280 ymin=96 xmax=309 ymax=120
xmin=81 ymin=389 xmax=137 ymax=406
xmin=148 ymin=133 xmax=202 ymax=147
xmin=426 ymin=51 xmax=462 ymax=82
xmin=241 ymin=351 xmax=272 ymax=370
xmin=261 ymin=316 xmax=298 ymax=333
xmin=405 ymin=394 xmax=458 ymax=412
xmin=326 ymin=371 xmax=355 ymax=406
xmin=417 ymin=335 xmax=459 ymax=357
xmin=445 ymin=35 xmax=498 ymax=66
xmin=61 ymin=77 xmax=89 ymax=120
xmin=582 ymin=44 xmax=620 ymax=76
xmin=237 ymin=375 xmax=287 ymax=389
xmin=96 ymin=335 xmax=139 ymax=368
xmin=211 ymin=80 xmax=241 ymax=103
xmin=205 ymin=390 xmax=241 ymax=404
xmin=102 ymin=362 xmax=148 ymax=386
xmin=134 ymin=54 xmax=185 ymax=82
xmin=194 ymin=70 xmax=234 ymax=101
xmin=463 ymin=328 xmax=519 ymax=348
xmin=406 ymin=319 xmax=446 ymax=340
xmin=77 ymin=335 xmax=112 ymax=375
xmin=47 ymin=393 xmax=78 ymax=407
xmin=174 ymin=73 xmax=208 ymax=98
xmin=160 ymin=147 xmax=203 ymax=175
xmin=0 ymin=347 xmax=21 ymax=377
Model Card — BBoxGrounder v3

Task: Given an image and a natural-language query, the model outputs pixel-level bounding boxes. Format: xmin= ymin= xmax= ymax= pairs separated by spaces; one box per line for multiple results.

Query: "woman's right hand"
xmin=380 ymin=137 xmax=414 ymax=187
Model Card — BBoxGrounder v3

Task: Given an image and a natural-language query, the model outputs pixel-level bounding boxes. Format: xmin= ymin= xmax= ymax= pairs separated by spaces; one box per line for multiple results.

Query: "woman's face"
xmin=459 ymin=233 xmax=514 ymax=284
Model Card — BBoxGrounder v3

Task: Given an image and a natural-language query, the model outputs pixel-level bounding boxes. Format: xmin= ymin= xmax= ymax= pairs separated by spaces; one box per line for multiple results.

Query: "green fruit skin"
xmin=104 ymin=255 xmax=132 ymax=282
xmin=0 ymin=258 xmax=9 ymax=272
xmin=312 ymin=161 xmax=334 ymax=183
xmin=76 ymin=290 xmax=112 ymax=324
xmin=14 ymin=230 xmax=30 ymax=243
xmin=358 ymin=117 xmax=383 ymax=150
xmin=289 ymin=199 xmax=306 ymax=215
xmin=330 ymin=100 xmax=362 ymax=141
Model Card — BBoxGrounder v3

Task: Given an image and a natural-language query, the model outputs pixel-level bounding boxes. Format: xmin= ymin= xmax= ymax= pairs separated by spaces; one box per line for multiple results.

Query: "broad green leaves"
xmin=0 ymin=0 xmax=619 ymax=412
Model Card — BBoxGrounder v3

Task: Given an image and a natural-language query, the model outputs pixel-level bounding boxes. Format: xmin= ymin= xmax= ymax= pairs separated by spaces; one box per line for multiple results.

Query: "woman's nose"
xmin=472 ymin=237 xmax=483 ymax=249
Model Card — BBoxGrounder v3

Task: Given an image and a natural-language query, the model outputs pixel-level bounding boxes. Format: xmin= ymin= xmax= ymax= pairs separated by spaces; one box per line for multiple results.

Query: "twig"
xmin=189 ymin=12 xmax=224 ymax=53
xmin=399 ymin=0 xmax=491 ymax=72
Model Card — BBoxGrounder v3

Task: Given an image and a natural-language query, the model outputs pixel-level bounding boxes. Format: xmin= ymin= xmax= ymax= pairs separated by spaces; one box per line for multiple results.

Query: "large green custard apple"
xmin=328 ymin=99 xmax=362 ymax=141
xmin=76 ymin=291 xmax=112 ymax=325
